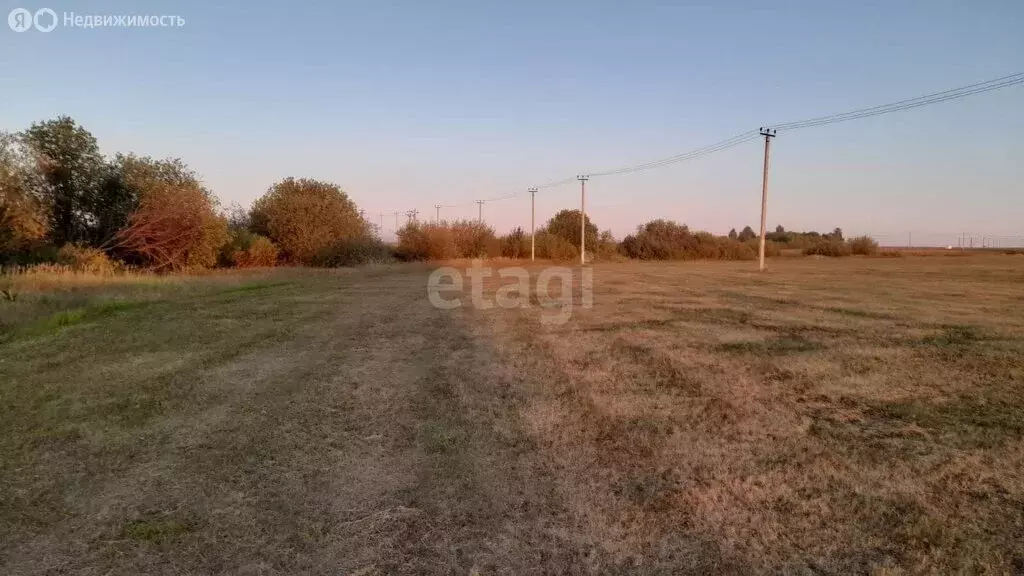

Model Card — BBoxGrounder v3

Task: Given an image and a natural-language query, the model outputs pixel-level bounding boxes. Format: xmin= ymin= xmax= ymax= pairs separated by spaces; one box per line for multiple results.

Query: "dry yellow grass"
xmin=467 ymin=255 xmax=1024 ymax=573
xmin=1 ymin=255 xmax=1021 ymax=574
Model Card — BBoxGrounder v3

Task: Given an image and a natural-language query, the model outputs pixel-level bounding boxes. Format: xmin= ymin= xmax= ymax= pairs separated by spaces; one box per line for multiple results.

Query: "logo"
xmin=8 ymin=7 xmax=57 ymax=32
xmin=427 ymin=261 xmax=593 ymax=326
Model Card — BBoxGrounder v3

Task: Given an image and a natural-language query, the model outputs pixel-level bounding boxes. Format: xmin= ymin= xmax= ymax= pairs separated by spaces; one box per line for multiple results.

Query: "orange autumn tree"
xmin=113 ymin=159 xmax=227 ymax=271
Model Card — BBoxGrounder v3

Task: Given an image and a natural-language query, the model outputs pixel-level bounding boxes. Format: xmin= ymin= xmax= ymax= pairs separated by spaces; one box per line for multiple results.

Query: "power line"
xmin=369 ymin=72 xmax=1024 ymax=225
xmin=588 ymin=130 xmax=761 ymax=177
xmin=771 ymin=73 xmax=1024 ymax=131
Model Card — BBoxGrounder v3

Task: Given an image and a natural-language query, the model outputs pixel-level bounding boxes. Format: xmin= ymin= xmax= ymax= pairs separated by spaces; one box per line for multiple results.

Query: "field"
xmin=1 ymin=256 xmax=1023 ymax=574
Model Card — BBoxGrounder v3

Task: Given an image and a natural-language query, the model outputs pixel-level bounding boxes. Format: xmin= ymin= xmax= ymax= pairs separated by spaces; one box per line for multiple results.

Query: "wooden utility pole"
xmin=476 ymin=200 xmax=485 ymax=223
xmin=529 ymin=187 xmax=537 ymax=261
xmin=577 ymin=175 xmax=589 ymax=265
xmin=758 ymin=128 xmax=776 ymax=272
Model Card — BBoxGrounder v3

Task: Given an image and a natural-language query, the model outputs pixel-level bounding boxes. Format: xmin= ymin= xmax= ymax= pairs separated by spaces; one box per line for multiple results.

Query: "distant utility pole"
xmin=394 ymin=211 xmax=400 ymax=230
xmin=757 ymin=127 xmax=777 ymax=272
xmin=378 ymin=213 xmax=384 ymax=236
xmin=435 ymin=204 xmax=442 ymax=223
xmin=359 ymin=209 xmax=365 ymax=220
xmin=529 ymin=187 xmax=538 ymax=261
xmin=577 ymin=175 xmax=589 ymax=265
xmin=406 ymin=209 xmax=419 ymax=223
xmin=476 ymin=200 xmax=485 ymax=223
xmin=908 ymin=231 xmax=912 ymax=248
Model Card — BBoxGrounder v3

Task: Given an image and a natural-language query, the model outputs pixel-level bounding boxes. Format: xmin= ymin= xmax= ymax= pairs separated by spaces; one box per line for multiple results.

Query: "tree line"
xmin=1 ymin=116 xmax=876 ymax=271
xmin=0 ymin=116 xmax=374 ymax=271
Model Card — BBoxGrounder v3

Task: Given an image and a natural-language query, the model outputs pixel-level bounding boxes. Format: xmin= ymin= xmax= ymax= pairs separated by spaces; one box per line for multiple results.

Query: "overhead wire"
xmin=373 ymin=72 xmax=1024 ymax=219
xmin=771 ymin=73 xmax=1024 ymax=131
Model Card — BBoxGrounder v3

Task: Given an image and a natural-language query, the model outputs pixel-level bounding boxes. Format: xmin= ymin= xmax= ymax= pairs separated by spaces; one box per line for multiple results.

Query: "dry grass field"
xmin=1 ymin=255 xmax=1022 ymax=574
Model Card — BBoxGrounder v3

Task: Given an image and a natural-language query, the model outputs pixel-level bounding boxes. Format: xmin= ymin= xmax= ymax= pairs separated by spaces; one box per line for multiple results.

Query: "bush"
xmin=848 ymin=235 xmax=879 ymax=256
xmin=594 ymin=230 xmax=622 ymax=261
xmin=804 ymin=238 xmax=852 ymax=257
xmin=233 ymin=236 xmax=279 ymax=267
xmin=534 ymin=231 xmax=578 ymax=261
xmin=499 ymin=227 xmax=527 ymax=258
xmin=397 ymin=220 xmax=498 ymax=261
xmin=56 ymin=244 xmax=117 ymax=274
xmin=250 ymin=177 xmax=368 ymax=264
xmin=744 ymin=238 xmax=782 ymax=258
xmin=219 ymin=228 xmax=256 ymax=266
xmin=620 ymin=219 xmax=759 ymax=261
xmin=315 ymin=237 xmax=395 ymax=267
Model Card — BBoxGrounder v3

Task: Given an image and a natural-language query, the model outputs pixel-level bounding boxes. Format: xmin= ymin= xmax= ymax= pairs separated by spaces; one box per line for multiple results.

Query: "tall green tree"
xmin=21 ymin=116 xmax=105 ymax=245
xmin=544 ymin=209 xmax=598 ymax=251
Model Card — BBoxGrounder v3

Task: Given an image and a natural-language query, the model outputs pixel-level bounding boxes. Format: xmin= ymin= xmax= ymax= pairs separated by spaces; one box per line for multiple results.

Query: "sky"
xmin=2 ymin=0 xmax=1022 ymax=245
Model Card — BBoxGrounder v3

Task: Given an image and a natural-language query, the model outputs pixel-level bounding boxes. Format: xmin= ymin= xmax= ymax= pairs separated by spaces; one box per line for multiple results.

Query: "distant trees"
xmin=251 ymin=178 xmax=368 ymax=264
xmin=544 ymin=209 xmax=598 ymax=251
xmin=397 ymin=220 xmax=497 ymax=260
xmin=621 ymin=219 xmax=758 ymax=260
xmin=1 ymin=114 xmax=880 ymax=270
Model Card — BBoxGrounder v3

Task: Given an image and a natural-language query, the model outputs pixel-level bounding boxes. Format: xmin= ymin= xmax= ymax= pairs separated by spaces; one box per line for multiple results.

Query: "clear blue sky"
xmin=3 ymin=0 xmax=1022 ymax=245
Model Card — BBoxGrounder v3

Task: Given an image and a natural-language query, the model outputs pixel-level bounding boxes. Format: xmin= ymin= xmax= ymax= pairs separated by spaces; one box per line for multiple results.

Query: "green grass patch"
xmin=1 ymin=300 xmax=149 ymax=344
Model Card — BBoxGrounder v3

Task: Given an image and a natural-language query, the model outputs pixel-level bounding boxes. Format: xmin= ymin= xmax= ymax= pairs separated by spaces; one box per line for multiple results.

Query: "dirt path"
xmin=0 ymin=268 xmax=576 ymax=574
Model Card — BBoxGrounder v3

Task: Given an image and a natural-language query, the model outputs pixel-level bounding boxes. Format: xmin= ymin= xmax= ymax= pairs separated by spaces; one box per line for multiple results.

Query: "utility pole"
xmin=435 ymin=204 xmax=442 ymax=223
xmin=908 ymin=231 xmax=912 ymax=248
xmin=529 ymin=187 xmax=538 ymax=261
xmin=577 ymin=175 xmax=589 ymax=265
xmin=359 ymin=209 xmax=365 ymax=220
xmin=476 ymin=200 xmax=485 ymax=223
xmin=378 ymin=213 xmax=384 ymax=237
xmin=757 ymin=128 xmax=777 ymax=272
xmin=394 ymin=211 xmax=400 ymax=231
xmin=406 ymin=209 xmax=418 ymax=223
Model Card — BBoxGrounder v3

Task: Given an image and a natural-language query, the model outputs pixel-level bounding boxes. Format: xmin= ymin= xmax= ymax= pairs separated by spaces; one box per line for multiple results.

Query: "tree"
xmin=251 ymin=177 xmax=368 ymax=264
xmin=0 ymin=132 xmax=48 ymax=254
xmin=115 ymin=182 xmax=227 ymax=271
xmin=544 ymin=209 xmax=598 ymax=251
xmin=728 ymin=228 xmax=738 ymax=240
xmin=110 ymin=157 xmax=226 ymax=270
xmin=737 ymin=226 xmax=757 ymax=242
xmin=830 ymin=227 xmax=844 ymax=241
xmin=775 ymin=225 xmax=785 ymax=234
xmin=21 ymin=117 xmax=105 ymax=245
